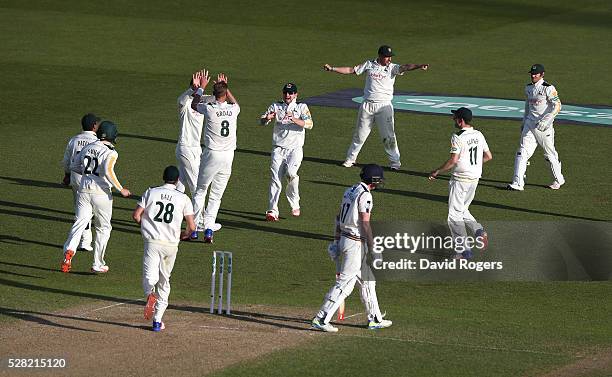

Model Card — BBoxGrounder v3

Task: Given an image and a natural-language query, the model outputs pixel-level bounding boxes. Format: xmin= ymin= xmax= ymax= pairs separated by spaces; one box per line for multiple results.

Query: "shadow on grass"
xmin=0 ymin=277 xmax=314 ymax=332
xmin=309 ymin=180 xmax=605 ymax=222
xmin=0 ymin=307 xmax=148 ymax=332
xmin=0 ymin=261 xmax=96 ymax=276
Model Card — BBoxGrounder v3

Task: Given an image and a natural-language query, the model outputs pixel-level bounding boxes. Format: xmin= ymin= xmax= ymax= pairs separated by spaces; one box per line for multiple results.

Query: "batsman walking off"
xmin=312 ymin=164 xmax=392 ymax=332
xmin=323 ymin=45 xmax=428 ymax=170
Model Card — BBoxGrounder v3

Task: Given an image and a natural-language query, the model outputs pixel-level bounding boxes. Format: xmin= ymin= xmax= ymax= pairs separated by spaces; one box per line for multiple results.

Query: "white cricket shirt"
xmin=450 ymin=128 xmax=489 ymax=181
xmin=196 ymin=100 xmax=240 ymax=151
xmin=524 ymin=79 xmax=561 ymax=128
xmin=354 ymin=60 xmax=403 ymax=102
xmin=338 ymin=183 xmax=373 ymax=239
xmin=138 ymin=183 xmax=194 ymax=246
xmin=262 ymin=100 xmax=312 ymax=149
xmin=72 ymin=140 xmax=123 ymax=193
xmin=62 ymin=131 xmax=98 ymax=187
xmin=177 ymin=88 xmax=214 ymax=147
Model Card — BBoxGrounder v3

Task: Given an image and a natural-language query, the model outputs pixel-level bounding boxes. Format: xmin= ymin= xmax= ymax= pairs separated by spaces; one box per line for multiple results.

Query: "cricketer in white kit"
xmin=323 ymin=45 xmax=429 ymax=170
xmin=133 ymin=166 xmax=196 ymax=332
xmin=508 ymin=63 xmax=564 ymax=191
xmin=190 ymin=71 xmax=240 ymax=241
xmin=312 ymin=164 xmax=392 ymax=332
xmin=429 ymin=108 xmax=492 ymax=259
xmin=61 ymin=113 xmax=100 ymax=251
xmin=260 ymin=83 xmax=313 ymax=221
xmin=61 ymin=121 xmax=131 ymax=273
xmin=175 ymin=73 xmax=216 ymax=195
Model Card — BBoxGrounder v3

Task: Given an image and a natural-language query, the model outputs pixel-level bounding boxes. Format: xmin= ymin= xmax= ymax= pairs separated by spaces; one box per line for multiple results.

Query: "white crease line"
xmin=343 ymin=312 xmax=364 ymax=319
xmin=199 ymin=325 xmax=241 ymax=331
xmin=76 ymin=298 xmax=143 ymax=315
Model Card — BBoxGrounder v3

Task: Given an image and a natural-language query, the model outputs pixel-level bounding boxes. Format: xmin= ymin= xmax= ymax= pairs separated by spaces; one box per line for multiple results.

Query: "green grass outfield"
xmin=1 ymin=0 xmax=611 ymax=376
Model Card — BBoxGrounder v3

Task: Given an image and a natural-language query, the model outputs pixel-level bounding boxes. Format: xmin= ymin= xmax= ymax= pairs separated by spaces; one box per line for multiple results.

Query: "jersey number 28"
xmin=153 ymin=202 xmax=174 ymax=223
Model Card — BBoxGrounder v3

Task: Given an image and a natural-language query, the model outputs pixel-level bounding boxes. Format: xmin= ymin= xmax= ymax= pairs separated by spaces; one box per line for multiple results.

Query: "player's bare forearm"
xmin=132 ymin=206 xmax=143 ymax=224
xmin=180 ymin=215 xmax=196 ymax=240
xmin=323 ymin=64 xmax=355 ymax=74
xmin=360 ymin=220 xmax=374 ymax=252
xmin=399 ymin=64 xmax=429 ymax=73
xmin=483 ymin=151 xmax=493 ymax=163
xmin=429 ymin=154 xmax=459 ymax=180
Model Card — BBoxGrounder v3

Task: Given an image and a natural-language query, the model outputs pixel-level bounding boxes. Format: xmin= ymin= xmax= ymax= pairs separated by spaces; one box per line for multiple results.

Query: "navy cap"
xmin=282 ymin=83 xmax=298 ymax=93
xmin=377 ymin=45 xmax=394 ymax=57
xmin=81 ymin=113 xmax=101 ymax=130
xmin=163 ymin=166 xmax=180 ymax=182
xmin=451 ymin=107 xmax=473 ymax=122
xmin=529 ymin=64 xmax=545 ymax=74
xmin=360 ymin=164 xmax=384 ymax=185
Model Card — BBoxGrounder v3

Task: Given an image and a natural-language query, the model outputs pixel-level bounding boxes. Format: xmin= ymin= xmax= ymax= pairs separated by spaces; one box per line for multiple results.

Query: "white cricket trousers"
xmin=142 ymin=241 xmax=178 ymax=323
xmin=511 ymin=124 xmax=564 ymax=189
xmin=175 ymin=144 xmax=202 ymax=195
xmin=448 ymin=179 xmax=483 ymax=252
xmin=317 ymin=237 xmax=383 ymax=323
xmin=192 ymin=148 xmax=234 ymax=229
xmin=267 ymin=146 xmax=302 ymax=216
xmin=63 ymin=190 xmax=113 ymax=269
xmin=346 ymin=101 xmax=401 ymax=165
xmin=71 ymin=185 xmax=92 ymax=248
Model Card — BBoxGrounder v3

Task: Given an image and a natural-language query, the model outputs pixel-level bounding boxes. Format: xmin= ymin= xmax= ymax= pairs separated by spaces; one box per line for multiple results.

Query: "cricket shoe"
xmin=144 ymin=293 xmax=157 ymax=320
xmin=291 ymin=208 xmax=301 ymax=217
xmin=311 ymin=318 xmax=338 ymax=333
xmin=190 ymin=231 xmax=199 ymax=240
xmin=203 ymin=228 xmax=214 ymax=243
xmin=265 ymin=211 xmax=279 ymax=222
xmin=211 ymin=223 xmax=222 ymax=232
xmin=390 ymin=162 xmax=401 ymax=171
xmin=368 ymin=319 xmax=393 ymax=330
xmin=77 ymin=244 xmax=93 ymax=252
xmin=549 ymin=181 xmax=565 ymax=190
xmin=91 ymin=265 xmax=109 ymax=273
xmin=61 ymin=250 xmax=75 ymax=273
xmin=341 ymin=160 xmax=355 ymax=168
xmin=475 ymin=229 xmax=488 ymax=251
xmin=506 ymin=184 xmax=524 ymax=191
xmin=152 ymin=321 xmax=165 ymax=332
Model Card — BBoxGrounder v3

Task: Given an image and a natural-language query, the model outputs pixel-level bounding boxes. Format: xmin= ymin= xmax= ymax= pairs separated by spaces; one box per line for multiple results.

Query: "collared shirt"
xmin=262 ymin=100 xmax=313 ymax=149
xmin=177 ymin=88 xmax=214 ymax=147
xmin=72 ymin=140 xmax=123 ymax=194
xmin=62 ymin=130 xmax=98 ymax=187
xmin=354 ymin=59 xmax=403 ymax=102
xmin=338 ymin=182 xmax=373 ymax=239
xmin=450 ymin=128 xmax=489 ymax=181
xmin=524 ymin=78 xmax=561 ymax=127
xmin=196 ymin=100 xmax=240 ymax=151
xmin=138 ymin=183 xmax=194 ymax=246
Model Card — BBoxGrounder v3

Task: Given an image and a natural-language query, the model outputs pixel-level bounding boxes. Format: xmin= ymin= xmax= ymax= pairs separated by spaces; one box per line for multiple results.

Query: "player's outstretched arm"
xmin=323 ymin=64 xmax=355 ymax=74
xmin=191 ymin=69 xmax=210 ymax=111
xmin=399 ymin=64 xmax=429 ymax=73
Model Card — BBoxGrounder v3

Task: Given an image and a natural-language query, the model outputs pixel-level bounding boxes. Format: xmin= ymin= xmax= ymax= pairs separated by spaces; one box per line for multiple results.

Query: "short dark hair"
xmin=213 ymin=82 xmax=228 ymax=98
xmin=163 ymin=166 xmax=180 ymax=183
xmin=81 ymin=113 xmax=101 ymax=131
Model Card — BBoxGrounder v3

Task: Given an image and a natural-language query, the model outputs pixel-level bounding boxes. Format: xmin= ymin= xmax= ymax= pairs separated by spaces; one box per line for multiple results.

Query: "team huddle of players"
xmin=59 ymin=45 xmax=564 ymax=332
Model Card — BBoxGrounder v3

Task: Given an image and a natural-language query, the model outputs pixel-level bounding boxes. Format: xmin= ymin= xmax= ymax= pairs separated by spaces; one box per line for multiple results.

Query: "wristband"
xmin=195 ymin=88 xmax=204 ymax=96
